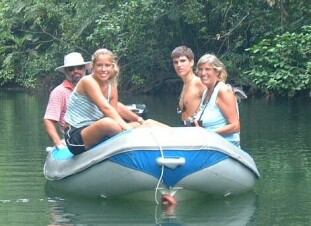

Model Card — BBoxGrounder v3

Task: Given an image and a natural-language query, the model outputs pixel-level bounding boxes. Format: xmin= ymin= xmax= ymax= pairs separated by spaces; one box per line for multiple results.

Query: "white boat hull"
xmin=44 ymin=127 xmax=260 ymax=200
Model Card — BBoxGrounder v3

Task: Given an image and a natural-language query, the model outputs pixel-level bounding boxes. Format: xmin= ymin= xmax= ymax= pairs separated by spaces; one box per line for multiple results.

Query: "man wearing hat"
xmin=44 ymin=52 xmax=143 ymax=148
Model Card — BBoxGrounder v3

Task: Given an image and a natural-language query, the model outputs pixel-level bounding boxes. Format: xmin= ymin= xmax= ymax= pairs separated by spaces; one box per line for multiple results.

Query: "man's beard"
xmin=71 ymin=75 xmax=82 ymax=83
xmin=66 ymin=74 xmax=83 ymax=83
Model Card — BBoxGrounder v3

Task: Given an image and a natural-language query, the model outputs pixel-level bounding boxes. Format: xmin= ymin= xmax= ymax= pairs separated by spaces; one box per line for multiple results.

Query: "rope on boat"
xmin=150 ymin=128 xmax=165 ymax=205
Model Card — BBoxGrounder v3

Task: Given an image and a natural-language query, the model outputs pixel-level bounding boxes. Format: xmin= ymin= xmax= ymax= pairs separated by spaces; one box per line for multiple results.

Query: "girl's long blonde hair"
xmin=92 ymin=48 xmax=120 ymax=86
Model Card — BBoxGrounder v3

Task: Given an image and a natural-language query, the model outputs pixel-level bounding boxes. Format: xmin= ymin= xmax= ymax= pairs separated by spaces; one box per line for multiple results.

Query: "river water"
xmin=0 ymin=90 xmax=311 ymax=225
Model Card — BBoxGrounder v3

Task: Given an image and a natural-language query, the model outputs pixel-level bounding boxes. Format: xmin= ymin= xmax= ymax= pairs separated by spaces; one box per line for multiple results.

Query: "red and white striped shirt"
xmin=44 ymin=79 xmax=74 ymax=132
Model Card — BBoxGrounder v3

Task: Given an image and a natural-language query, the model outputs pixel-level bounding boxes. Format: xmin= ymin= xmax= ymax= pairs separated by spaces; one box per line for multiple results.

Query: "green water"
xmin=0 ymin=90 xmax=311 ymax=225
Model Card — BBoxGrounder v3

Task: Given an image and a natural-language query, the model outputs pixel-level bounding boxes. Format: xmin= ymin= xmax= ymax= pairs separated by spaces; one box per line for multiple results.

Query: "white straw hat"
xmin=56 ymin=52 xmax=91 ymax=73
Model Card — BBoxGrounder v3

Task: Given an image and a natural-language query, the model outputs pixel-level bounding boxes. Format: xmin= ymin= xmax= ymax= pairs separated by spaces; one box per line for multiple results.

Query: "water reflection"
xmin=155 ymin=193 xmax=257 ymax=226
xmin=46 ymin=190 xmax=257 ymax=225
xmin=2 ymin=91 xmax=311 ymax=225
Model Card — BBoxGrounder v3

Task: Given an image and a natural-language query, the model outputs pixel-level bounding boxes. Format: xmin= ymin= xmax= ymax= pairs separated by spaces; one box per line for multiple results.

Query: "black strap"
xmin=197 ymin=81 xmax=219 ymax=122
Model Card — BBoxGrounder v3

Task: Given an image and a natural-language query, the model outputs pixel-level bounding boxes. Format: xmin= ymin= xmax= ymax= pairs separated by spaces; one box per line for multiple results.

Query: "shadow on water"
xmin=45 ymin=182 xmax=257 ymax=225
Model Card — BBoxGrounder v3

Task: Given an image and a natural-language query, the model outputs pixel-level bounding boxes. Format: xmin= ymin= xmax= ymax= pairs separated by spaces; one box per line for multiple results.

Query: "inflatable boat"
xmin=44 ymin=127 xmax=260 ymax=201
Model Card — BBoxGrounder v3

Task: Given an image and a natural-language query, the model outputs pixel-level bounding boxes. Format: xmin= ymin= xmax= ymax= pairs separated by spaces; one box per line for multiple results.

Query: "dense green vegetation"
xmin=246 ymin=25 xmax=311 ymax=97
xmin=0 ymin=0 xmax=310 ymax=97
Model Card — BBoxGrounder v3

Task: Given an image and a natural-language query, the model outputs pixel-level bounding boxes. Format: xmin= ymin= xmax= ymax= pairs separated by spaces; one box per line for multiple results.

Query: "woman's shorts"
xmin=64 ymin=125 xmax=87 ymax=155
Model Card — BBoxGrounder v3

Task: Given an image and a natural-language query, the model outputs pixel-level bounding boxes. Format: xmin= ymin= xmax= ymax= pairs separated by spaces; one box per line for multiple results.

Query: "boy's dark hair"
xmin=171 ymin=46 xmax=194 ymax=61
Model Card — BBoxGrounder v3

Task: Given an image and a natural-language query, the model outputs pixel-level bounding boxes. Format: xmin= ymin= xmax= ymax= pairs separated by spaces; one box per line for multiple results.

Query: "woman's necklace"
xmin=179 ymin=75 xmax=195 ymax=113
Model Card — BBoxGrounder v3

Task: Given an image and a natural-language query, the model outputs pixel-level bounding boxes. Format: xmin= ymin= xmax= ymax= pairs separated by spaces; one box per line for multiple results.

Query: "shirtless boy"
xmin=171 ymin=46 xmax=206 ymax=124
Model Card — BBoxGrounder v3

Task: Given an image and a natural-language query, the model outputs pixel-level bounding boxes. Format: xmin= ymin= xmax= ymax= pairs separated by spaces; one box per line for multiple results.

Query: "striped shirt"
xmin=65 ymin=83 xmax=111 ymax=128
xmin=44 ymin=79 xmax=73 ymax=132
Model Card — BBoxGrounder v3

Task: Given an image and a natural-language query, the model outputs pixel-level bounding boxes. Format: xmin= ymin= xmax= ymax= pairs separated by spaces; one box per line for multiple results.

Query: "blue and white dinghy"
xmin=44 ymin=127 xmax=260 ymax=200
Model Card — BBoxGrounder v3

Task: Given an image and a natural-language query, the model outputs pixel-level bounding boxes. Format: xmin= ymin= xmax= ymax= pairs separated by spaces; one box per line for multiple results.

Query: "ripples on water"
xmin=240 ymin=97 xmax=311 ymax=225
xmin=1 ymin=91 xmax=311 ymax=225
xmin=42 ymin=192 xmax=258 ymax=226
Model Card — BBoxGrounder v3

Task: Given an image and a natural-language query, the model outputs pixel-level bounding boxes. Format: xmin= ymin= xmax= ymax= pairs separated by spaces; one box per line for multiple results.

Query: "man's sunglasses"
xmin=66 ymin=65 xmax=85 ymax=72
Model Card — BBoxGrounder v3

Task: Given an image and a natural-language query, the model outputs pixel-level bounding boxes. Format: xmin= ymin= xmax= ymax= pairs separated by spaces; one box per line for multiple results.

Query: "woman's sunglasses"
xmin=66 ymin=65 xmax=85 ymax=72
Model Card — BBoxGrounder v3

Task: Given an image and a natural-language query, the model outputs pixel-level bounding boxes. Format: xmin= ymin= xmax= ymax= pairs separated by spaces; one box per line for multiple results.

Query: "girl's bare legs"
xmin=81 ymin=118 xmax=169 ymax=150
xmin=81 ymin=117 xmax=122 ymax=150
xmin=140 ymin=119 xmax=169 ymax=128
xmin=128 ymin=121 xmax=141 ymax=128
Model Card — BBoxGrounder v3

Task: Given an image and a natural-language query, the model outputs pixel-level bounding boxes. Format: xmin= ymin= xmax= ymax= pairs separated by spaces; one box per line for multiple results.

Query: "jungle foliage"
xmin=0 ymin=0 xmax=310 ymax=97
xmin=245 ymin=25 xmax=311 ymax=97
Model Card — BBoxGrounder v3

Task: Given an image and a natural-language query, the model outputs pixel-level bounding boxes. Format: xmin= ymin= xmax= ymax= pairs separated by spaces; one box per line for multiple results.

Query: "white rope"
xmin=150 ymin=129 xmax=165 ymax=205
